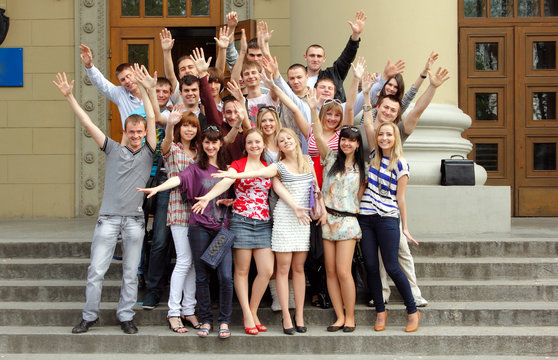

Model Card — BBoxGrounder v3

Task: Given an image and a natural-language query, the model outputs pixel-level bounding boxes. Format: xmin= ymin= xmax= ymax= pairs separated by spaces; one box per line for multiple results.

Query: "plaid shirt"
xmin=164 ymin=142 xmax=196 ymax=226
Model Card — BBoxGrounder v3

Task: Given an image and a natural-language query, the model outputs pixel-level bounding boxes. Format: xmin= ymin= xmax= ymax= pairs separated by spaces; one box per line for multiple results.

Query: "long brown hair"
xmin=198 ymin=127 xmax=227 ymax=171
xmin=173 ymin=111 xmax=200 ymax=152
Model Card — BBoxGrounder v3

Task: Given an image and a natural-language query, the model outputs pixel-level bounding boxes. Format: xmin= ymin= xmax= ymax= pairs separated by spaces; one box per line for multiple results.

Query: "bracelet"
xmin=420 ymin=73 xmax=427 ymax=79
xmin=363 ymin=105 xmax=372 ymax=112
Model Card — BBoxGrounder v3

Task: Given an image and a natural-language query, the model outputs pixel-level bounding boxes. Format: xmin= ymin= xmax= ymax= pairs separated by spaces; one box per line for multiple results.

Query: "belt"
xmin=325 ymin=207 xmax=357 ymax=217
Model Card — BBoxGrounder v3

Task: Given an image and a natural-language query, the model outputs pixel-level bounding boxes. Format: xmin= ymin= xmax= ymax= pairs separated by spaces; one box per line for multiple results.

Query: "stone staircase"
xmin=0 ymin=218 xmax=556 ymax=357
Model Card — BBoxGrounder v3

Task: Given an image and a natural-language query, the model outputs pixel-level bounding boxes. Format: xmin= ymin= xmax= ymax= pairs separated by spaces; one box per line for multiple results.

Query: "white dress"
xmin=271 ymin=160 xmax=313 ymax=252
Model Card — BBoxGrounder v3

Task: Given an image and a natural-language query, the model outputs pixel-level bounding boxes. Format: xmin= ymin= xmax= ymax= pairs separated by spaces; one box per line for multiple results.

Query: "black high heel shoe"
xmin=293 ymin=317 xmax=307 ymax=333
xmin=282 ymin=317 xmax=295 ymax=335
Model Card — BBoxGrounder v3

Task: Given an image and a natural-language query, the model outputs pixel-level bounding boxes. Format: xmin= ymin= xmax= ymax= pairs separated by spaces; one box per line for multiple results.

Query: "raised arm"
xmin=132 ymin=64 xmax=157 ymax=150
xmin=257 ymin=20 xmax=273 ymax=58
xmin=212 ymin=163 xmax=278 ymax=180
xmin=230 ymin=28 xmax=247 ymax=85
xmin=53 ymin=72 xmax=106 ymax=148
xmin=160 ymin=28 xmax=178 ymax=92
xmin=133 ymin=63 xmax=167 ymax=126
xmin=80 ymin=44 xmax=119 ymax=103
xmin=410 ymin=52 xmax=438 ymax=94
xmin=307 ymin=89 xmax=330 ymax=160
xmin=225 ymin=11 xmax=239 ymax=71
xmin=403 ymin=67 xmax=450 ymax=135
xmin=361 ymin=72 xmax=376 ymax=148
xmin=192 ymin=174 xmax=235 ymax=214
xmin=214 ymin=26 xmax=231 ymax=77
xmin=192 ymin=48 xmax=224 ymax=127
xmin=137 ymin=175 xmax=181 ymax=199
xmin=161 ymin=104 xmax=184 ymax=155
xmin=345 ymin=56 xmax=366 ymax=125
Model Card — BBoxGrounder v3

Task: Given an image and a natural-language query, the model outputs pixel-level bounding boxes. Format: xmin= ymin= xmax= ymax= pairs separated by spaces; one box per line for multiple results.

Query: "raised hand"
xmin=362 ymin=72 xmax=378 ymax=94
xmin=214 ymin=26 xmax=231 ymax=50
xmin=232 ymin=100 xmax=248 ymax=124
xmin=52 ymin=72 xmax=74 ymax=97
xmin=190 ymin=47 xmax=212 ymax=76
xmin=136 ymin=187 xmax=158 ymax=199
xmin=383 ymin=59 xmax=406 ymax=79
xmin=239 ymin=28 xmax=247 ymax=54
xmin=226 ymin=80 xmax=244 ymax=102
xmin=132 ymin=63 xmax=157 ymax=89
xmin=79 ymin=44 xmax=93 ymax=68
xmin=351 ymin=56 xmax=366 ymax=79
xmin=423 ymin=51 xmax=439 ymax=75
xmin=261 ymin=54 xmax=278 ymax=79
xmin=159 ymin=28 xmax=175 ymax=52
xmin=168 ymin=104 xmax=184 ymax=126
xmin=429 ymin=67 xmax=450 ymax=88
xmin=307 ymin=88 xmax=320 ymax=110
xmin=257 ymin=21 xmax=273 ymax=45
xmin=348 ymin=10 xmax=367 ymax=40
xmin=226 ymin=11 xmax=238 ymax=29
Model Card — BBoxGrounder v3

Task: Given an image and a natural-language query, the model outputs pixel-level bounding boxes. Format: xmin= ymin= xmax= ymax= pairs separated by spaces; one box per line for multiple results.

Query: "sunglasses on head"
xmin=203 ymin=125 xmax=220 ymax=133
xmin=341 ymin=125 xmax=360 ymax=133
xmin=258 ymin=105 xmax=277 ymax=113
xmin=323 ymin=98 xmax=342 ymax=106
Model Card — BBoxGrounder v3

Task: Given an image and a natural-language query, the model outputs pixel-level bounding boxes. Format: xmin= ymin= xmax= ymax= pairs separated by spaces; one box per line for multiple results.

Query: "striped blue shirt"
xmin=359 ymin=155 xmax=410 ymax=218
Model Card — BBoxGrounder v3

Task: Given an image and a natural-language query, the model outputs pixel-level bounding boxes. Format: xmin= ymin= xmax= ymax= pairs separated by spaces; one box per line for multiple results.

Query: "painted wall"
xmin=0 ymin=0 xmax=75 ymax=217
xmin=290 ymin=0 xmax=458 ymax=105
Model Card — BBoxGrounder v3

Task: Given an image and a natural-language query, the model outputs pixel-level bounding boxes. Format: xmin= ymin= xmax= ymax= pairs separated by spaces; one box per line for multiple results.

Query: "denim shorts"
xmin=229 ymin=213 xmax=272 ymax=249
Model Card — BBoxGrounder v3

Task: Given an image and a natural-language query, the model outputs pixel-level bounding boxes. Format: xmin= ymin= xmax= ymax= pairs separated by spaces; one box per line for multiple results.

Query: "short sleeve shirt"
xmin=230 ymin=157 xmax=271 ymax=221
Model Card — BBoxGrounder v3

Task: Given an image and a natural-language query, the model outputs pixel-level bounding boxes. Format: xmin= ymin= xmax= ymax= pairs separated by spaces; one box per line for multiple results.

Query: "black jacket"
xmin=317 ymin=37 xmax=360 ymax=102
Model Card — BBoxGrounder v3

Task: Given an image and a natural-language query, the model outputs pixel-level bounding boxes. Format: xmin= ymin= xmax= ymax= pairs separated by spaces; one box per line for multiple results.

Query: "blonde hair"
xmin=319 ymin=101 xmax=343 ymax=131
xmin=256 ymin=108 xmax=282 ymax=145
xmin=276 ymin=128 xmax=312 ymax=174
xmin=371 ymin=122 xmax=405 ymax=171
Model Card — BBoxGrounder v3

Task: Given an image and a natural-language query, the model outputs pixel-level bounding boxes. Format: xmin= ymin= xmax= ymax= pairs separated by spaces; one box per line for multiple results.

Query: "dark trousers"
xmin=188 ymin=225 xmax=233 ymax=326
xmin=358 ymin=214 xmax=417 ymax=314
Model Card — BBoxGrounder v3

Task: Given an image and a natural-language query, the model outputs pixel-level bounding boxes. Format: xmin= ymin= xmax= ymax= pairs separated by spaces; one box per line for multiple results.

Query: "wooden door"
xmin=516 ymin=26 xmax=558 ymax=216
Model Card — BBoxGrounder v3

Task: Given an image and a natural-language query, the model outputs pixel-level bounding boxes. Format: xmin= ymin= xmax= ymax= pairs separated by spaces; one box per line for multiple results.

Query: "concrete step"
xmin=2 ymin=356 xmax=556 ymax=360
xmin=2 ymin=257 xmax=556 ymax=281
xmin=1 ymin=237 xmax=556 ymax=259
xmin=0 ymin=302 xmax=556 ymax=327
xmin=1 ymin=279 xmax=557 ymax=303
xmin=0 ymin=325 xmax=556 ymax=356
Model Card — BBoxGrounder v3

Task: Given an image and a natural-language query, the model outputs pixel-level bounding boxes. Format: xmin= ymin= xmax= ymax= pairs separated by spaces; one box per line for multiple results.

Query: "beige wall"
xmin=290 ymin=0 xmax=458 ymax=105
xmin=0 ymin=0 xmax=75 ymax=217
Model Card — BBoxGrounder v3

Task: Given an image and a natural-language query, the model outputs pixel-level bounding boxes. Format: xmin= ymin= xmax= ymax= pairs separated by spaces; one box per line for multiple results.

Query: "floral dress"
xmin=321 ymin=151 xmax=362 ymax=241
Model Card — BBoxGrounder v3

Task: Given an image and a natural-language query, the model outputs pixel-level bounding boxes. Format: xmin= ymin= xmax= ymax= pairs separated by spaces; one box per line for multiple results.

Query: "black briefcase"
xmin=441 ymin=155 xmax=475 ymax=186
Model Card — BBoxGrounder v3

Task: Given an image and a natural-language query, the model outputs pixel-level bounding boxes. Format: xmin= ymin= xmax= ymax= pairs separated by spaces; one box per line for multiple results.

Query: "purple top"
xmin=178 ymin=163 xmax=230 ymax=230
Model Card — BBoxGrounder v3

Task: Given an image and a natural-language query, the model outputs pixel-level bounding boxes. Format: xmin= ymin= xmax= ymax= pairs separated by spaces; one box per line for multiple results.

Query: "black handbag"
xmin=441 ymin=155 xmax=475 ymax=186
xmin=352 ymin=242 xmax=368 ymax=295
xmin=142 ymin=156 xmax=164 ymax=215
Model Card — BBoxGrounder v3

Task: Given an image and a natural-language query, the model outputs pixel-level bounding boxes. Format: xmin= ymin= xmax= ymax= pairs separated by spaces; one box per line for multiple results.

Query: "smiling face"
xmin=178 ymin=58 xmax=198 ymax=79
xmin=384 ymin=78 xmax=399 ymax=96
xmin=277 ymin=131 xmax=296 ymax=153
xmin=202 ymin=137 xmax=222 ymax=159
xmin=287 ymin=67 xmax=308 ymax=95
xmin=117 ymin=68 xmax=137 ymax=92
xmin=208 ymin=80 xmax=222 ymax=98
xmin=124 ymin=121 xmax=147 ymax=151
xmin=376 ymin=97 xmax=401 ymax=124
xmin=245 ymin=130 xmax=264 ymax=158
xmin=304 ymin=46 xmax=326 ymax=73
xmin=180 ymin=122 xmax=197 ymax=142
xmin=339 ymin=136 xmax=359 ymax=156
xmin=259 ymin=111 xmax=277 ymax=137
xmin=223 ymin=101 xmax=239 ymax=127
xmin=324 ymin=109 xmax=342 ymax=130
xmin=241 ymin=66 xmax=261 ymax=89
xmin=181 ymin=82 xmax=200 ymax=108
xmin=376 ymin=124 xmax=395 ymax=155
xmin=315 ymin=79 xmax=335 ymax=100
xmin=155 ymin=83 xmax=171 ymax=108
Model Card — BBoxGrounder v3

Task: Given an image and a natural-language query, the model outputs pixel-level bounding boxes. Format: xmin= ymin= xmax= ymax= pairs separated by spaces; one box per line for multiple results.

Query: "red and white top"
xmin=307 ymin=128 xmax=340 ymax=187
xmin=230 ymin=157 xmax=272 ymax=221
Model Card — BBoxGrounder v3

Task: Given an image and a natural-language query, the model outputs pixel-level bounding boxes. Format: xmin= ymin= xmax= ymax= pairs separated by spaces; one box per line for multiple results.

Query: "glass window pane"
xmin=475 ymin=143 xmax=499 ymax=171
xmin=476 ymin=93 xmax=499 ymax=120
xmin=122 ymin=0 xmax=139 ymax=16
xmin=464 ymin=0 xmax=486 ymax=17
xmin=533 ymin=92 xmax=557 ymax=120
xmin=545 ymin=0 xmax=558 ymax=16
xmin=519 ymin=0 xmax=541 ymax=16
xmin=476 ymin=43 xmax=499 ymax=71
xmin=145 ymin=0 xmax=163 ymax=17
xmin=534 ymin=143 xmax=556 ymax=170
xmin=533 ymin=41 xmax=556 ymax=70
xmin=128 ymin=44 xmax=149 ymax=68
xmin=490 ymin=0 xmax=514 ymax=17
xmin=191 ymin=0 xmax=210 ymax=16
xmin=168 ymin=0 xmax=186 ymax=16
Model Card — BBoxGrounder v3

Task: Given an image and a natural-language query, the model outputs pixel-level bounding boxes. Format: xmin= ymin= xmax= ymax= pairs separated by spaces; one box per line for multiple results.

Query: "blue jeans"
xmin=358 ymin=214 xmax=417 ymax=314
xmin=146 ymin=177 xmax=173 ymax=296
xmin=188 ymin=225 xmax=233 ymax=326
xmin=83 ymin=215 xmax=144 ymax=322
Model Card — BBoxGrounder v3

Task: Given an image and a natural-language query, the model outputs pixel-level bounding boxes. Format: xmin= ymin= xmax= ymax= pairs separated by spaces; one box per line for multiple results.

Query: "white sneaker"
xmin=367 ymin=299 xmax=388 ymax=307
xmin=269 ymin=279 xmax=281 ymax=312
xmin=415 ymin=297 xmax=428 ymax=307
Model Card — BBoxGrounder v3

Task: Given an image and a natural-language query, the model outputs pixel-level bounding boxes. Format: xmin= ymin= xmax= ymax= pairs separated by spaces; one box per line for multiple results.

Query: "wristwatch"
xmin=363 ymin=105 xmax=372 ymax=112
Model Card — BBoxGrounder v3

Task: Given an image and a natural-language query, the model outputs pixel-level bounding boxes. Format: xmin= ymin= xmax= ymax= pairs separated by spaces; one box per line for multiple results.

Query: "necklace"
xmin=379 ymin=169 xmax=394 ymax=196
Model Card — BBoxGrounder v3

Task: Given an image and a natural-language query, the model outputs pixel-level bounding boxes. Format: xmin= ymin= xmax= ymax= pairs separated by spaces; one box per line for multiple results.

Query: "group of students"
xmin=60 ymin=9 xmax=449 ymax=338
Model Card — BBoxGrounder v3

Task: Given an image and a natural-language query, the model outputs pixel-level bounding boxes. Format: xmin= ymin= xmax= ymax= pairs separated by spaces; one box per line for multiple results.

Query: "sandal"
xmin=181 ymin=314 xmax=201 ymax=329
xmin=167 ymin=316 xmax=188 ymax=333
xmin=197 ymin=324 xmax=211 ymax=338
xmin=255 ymin=324 xmax=267 ymax=332
xmin=218 ymin=328 xmax=231 ymax=339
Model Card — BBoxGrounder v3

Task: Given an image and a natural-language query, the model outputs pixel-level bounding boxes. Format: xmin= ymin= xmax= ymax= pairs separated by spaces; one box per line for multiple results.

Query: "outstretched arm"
xmin=53 ymin=72 xmax=106 ymax=148
xmin=160 ymin=28 xmax=178 ymax=92
xmin=345 ymin=56 xmax=366 ymax=125
xmin=410 ymin=51 xmax=438 ymax=92
xmin=212 ymin=163 xmax=278 ymax=180
xmin=80 ymin=44 xmax=120 ymax=103
xmin=403 ymin=67 xmax=450 ymax=135
xmin=137 ymin=176 xmax=181 ymax=199
xmin=192 ymin=174 xmax=235 ymax=214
